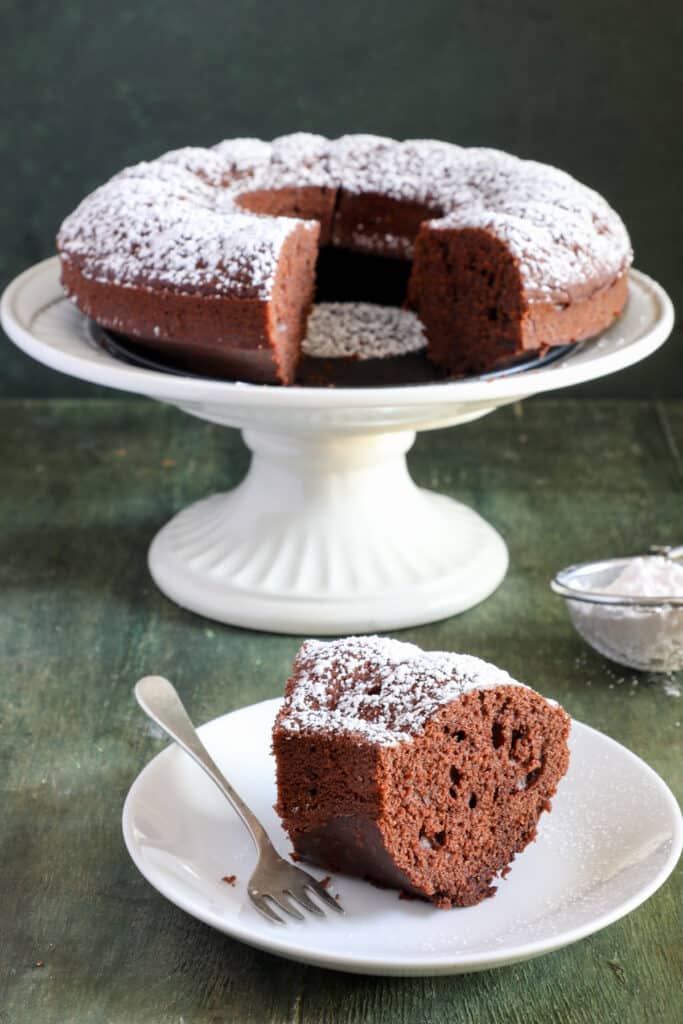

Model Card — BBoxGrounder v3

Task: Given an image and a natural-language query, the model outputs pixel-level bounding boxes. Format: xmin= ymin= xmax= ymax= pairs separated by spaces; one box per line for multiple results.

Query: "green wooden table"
xmin=1 ymin=397 xmax=681 ymax=1023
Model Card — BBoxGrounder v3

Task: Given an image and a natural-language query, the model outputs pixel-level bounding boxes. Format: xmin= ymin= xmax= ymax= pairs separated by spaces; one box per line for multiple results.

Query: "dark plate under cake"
xmin=273 ymin=636 xmax=570 ymax=909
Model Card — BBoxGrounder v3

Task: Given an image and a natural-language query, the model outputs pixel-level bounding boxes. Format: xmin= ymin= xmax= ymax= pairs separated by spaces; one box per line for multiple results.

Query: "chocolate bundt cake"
xmin=273 ymin=636 xmax=570 ymax=908
xmin=57 ymin=134 xmax=632 ymax=384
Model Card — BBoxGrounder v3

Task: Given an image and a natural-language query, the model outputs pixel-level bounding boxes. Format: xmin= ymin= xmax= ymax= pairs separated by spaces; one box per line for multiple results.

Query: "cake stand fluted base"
xmin=148 ymin=428 xmax=508 ymax=634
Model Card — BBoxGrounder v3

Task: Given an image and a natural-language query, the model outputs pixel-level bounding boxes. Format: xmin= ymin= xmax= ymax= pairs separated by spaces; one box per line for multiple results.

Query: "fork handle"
xmin=134 ymin=675 xmax=268 ymax=852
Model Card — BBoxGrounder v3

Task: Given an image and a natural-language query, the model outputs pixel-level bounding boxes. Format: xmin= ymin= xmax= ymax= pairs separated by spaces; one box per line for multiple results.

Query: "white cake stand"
xmin=1 ymin=257 xmax=673 ymax=634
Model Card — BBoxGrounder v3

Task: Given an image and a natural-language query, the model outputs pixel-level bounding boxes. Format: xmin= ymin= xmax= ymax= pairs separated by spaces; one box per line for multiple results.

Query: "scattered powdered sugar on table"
xmin=568 ymin=556 xmax=683 ymax=673
xmin=573 ymin=648 xmax=681 ymax=698
xmin=278 ymin=635 xmax=524 ymax=746
xmin=302 ymin=303 xmax=427 ymax=360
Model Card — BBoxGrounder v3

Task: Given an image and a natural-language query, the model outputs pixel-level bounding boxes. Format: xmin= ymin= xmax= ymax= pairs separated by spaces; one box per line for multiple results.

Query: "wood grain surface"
xmin=1 ymin=398 xmax=681 ymax=1023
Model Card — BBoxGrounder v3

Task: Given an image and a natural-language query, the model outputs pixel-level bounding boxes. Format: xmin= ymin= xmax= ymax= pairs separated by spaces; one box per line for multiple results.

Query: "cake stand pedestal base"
xmin=148 ymin=427 xmax=508 ymax=634
xmin=5 ymin=262 xmax=672 ymax=636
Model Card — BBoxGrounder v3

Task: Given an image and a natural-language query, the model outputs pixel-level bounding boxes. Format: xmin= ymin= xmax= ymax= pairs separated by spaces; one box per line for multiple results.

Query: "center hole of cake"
xmin=314 ymin=248 xmax=412 ymax=306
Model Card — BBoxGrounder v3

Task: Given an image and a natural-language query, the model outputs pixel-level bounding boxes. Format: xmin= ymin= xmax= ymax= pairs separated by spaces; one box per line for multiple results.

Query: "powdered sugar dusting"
xmin=211 ymin=137 xmax=273 ymax=174
xmin=225 ymin=132 xmax=333 ymax=191
xmin=302 ymin=303 xmax=427 ymax=360
xmin=278 ymin=636 xmax=525 ymax=746
xmin=58 ymin=132 xmax=632 ymax=307
xmin=331 ymin=134 xmax=467 ymax=205
xmin=58 ymin=174 xmax=314 ymax=300
xmin=434 ymin=189 xmax=630 ymax=303
xmin=330 ymin=138 xmax=630 ymax=301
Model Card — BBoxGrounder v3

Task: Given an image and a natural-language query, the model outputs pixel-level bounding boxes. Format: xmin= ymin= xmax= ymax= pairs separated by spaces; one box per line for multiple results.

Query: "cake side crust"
xmin=522 ymin=272 xmax=629 ymax=351
xmin=60 ymin=220 xmax=320 ymax=385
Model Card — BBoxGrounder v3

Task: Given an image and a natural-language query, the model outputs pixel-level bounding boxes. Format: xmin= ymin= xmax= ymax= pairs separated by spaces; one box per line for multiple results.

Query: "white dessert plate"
xmin=122 ymin=698 xmax=682 ymax=976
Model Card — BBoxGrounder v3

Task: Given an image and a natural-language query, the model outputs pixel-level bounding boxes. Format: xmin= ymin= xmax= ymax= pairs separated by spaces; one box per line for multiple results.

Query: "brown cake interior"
xmin=406 ymin=224 xmax=630 ymax=375
xmin=266 ymin=222 xmax=320 ymax=384
xmin=407 ymin=227 xmax=527 ymax=374
xmin=274 ymin=684 xmax=570 ymax=908
xmin=331 ymin=191 xmax=442 ymax=257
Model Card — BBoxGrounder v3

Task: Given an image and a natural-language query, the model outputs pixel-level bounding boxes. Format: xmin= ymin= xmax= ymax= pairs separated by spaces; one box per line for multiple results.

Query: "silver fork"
xmin=134 ymin=675 xmax=344 ymax=924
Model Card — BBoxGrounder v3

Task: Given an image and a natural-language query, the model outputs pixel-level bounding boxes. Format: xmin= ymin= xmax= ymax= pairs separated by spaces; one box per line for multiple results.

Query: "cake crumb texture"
xmin=274 ymin=636 xmax=571 ymax=908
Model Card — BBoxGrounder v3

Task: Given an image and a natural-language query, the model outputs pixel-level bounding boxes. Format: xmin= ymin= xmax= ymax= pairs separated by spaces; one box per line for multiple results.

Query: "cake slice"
xmin=273 ymin=636 xmax=570 ymax=908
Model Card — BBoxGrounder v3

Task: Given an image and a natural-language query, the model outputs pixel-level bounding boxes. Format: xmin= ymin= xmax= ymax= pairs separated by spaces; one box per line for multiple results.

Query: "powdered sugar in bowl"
xmin=551 ymin=553 xmax=683 ymax=672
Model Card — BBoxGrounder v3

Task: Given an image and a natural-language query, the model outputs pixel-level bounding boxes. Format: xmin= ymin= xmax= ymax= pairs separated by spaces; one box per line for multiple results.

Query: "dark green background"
xmin=2 ymin=0 xmax=681 ymax=397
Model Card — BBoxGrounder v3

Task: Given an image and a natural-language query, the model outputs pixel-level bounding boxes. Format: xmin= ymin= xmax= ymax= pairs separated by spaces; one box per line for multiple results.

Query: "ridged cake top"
xmin=58 ymin=133 xmax=631 ymax=304
xmin=58 ymin=161 xmax=316 ymax=300
xmin=277 ymin=636 xmax=524 ymax=747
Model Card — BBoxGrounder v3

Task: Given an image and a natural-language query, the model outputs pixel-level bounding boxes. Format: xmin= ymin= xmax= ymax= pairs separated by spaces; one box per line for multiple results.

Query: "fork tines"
xmin=249 ymin=875 xmax=344 ymax=924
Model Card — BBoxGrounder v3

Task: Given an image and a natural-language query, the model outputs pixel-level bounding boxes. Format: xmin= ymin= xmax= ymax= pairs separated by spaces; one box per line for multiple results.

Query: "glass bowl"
xmin=551 ymin=558 xmax=683 ymax=672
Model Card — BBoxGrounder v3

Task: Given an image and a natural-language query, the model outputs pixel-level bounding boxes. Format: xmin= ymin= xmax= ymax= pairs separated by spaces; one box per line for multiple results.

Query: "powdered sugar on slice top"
xmin=278 ymin=636 xmax=526 ymax=747
xmin=57 ymin=132 xmax=632 ymax=306
xmin=302 ymin=303 xmax=427 ymax=360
